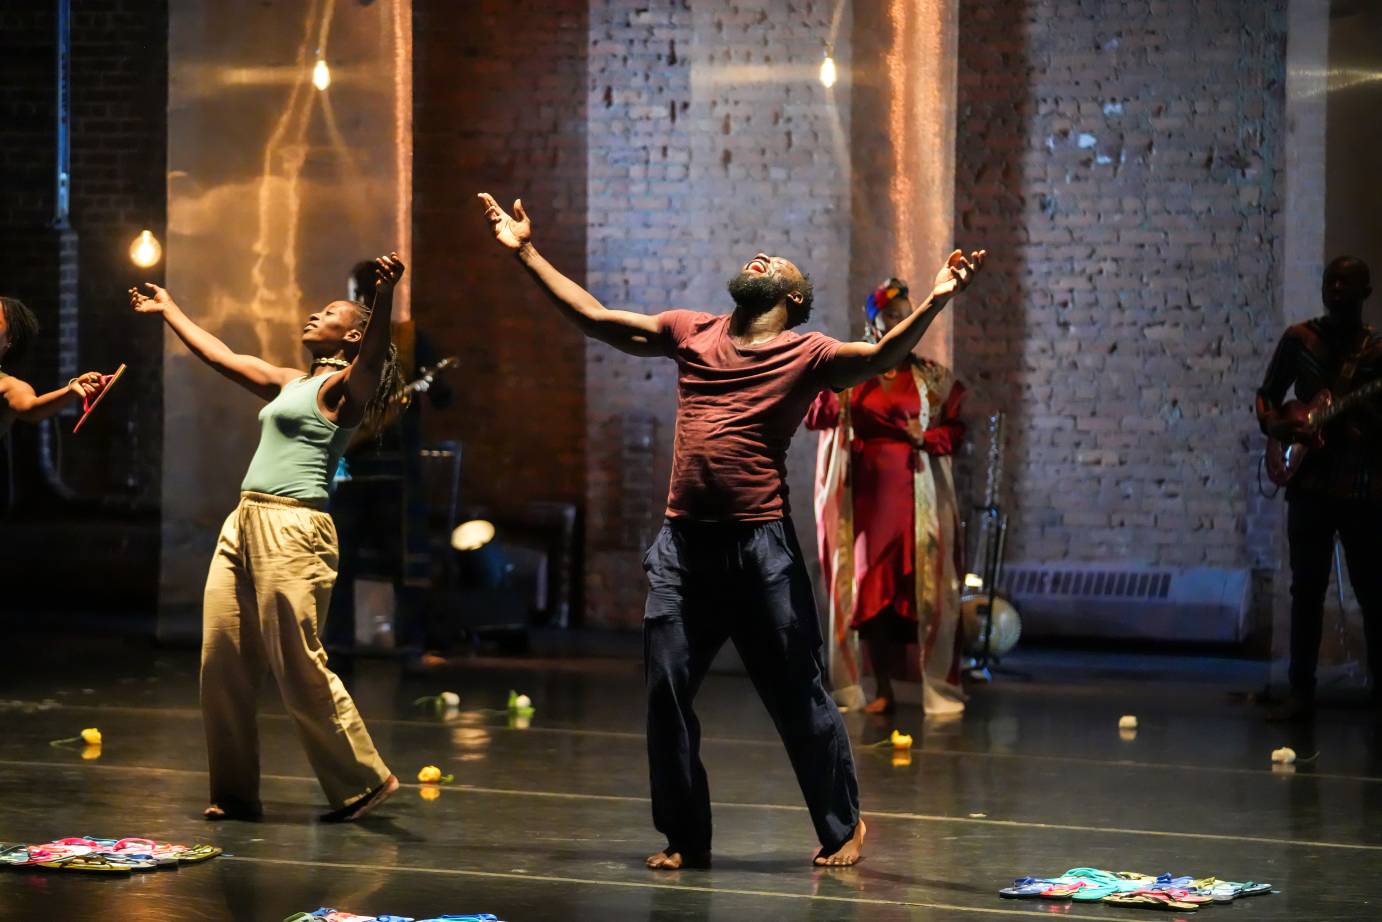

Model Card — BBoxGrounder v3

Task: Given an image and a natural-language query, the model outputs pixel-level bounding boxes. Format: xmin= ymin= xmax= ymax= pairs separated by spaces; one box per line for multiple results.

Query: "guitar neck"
xmin=1324 ymin=377 xmax=1382 ymax=423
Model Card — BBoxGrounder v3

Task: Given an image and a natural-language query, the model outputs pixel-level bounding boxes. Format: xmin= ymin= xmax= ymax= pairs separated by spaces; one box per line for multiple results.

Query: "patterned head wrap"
xmin=864 ymin=277 xmax=909 ymax=325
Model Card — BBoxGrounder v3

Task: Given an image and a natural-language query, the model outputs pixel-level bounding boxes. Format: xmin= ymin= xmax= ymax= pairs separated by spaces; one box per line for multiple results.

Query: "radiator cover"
xmin=999 ymin=563 xmax=1251 ymax=643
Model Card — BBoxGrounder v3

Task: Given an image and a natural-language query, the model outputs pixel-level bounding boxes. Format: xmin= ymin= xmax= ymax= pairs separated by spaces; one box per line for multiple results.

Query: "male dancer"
xmin=1258 ymin=256 xmax=1382 ymax=722
xmin=1 ymin=296 xmax=106 ymax=433
xmin=479 ymin=193 xmax=983 ymax=868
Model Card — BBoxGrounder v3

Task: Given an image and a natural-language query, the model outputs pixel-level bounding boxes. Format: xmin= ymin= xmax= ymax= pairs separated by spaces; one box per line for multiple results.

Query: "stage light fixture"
xmin=819 ymin=50 xmax=837 ymax=88
xmin=312 ymin=57 xmax=332 ymax=91
xmin=451 ymin=519 xmax=495 ymax=552
xmin=128 ymin=229 xmax=162 ymax=268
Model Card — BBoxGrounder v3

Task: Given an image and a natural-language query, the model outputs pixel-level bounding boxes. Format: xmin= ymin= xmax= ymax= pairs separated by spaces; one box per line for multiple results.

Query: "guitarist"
xmin=1256 ymin=255 xmax=1382 ymax=722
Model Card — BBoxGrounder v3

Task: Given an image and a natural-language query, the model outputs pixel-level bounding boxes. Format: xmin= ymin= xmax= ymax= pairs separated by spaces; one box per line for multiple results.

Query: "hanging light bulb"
xmin=129 ymin=229 xmax=162 ymax=268
xmin=312 ymin=56 xmax=331 ymax=91
xmin=819 ymin=50 xmax=837 ymax=88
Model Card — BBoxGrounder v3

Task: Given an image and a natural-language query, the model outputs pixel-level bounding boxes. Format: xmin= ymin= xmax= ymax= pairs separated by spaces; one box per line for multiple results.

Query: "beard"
xmin=727 ymin=271 xmax=811 ymax=327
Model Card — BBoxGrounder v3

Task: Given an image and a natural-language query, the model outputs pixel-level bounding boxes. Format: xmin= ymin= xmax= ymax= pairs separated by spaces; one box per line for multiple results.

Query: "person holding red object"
xmin=807 ymin=277 xmax=968 ymax=717
xmin=0 ymin=296 xmax=108 ymax=435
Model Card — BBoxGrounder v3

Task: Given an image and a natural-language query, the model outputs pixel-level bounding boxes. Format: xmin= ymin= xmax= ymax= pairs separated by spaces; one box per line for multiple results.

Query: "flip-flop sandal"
xmin=174 ymin=844 xmax=222 ymax=864
xmin=1040 ymin=880 xmax=1095 ymax=900
xmin=39 ymin=854 xmax=132 ymax=873
xmin=1104 ymin=892 xmax=1199 ymax=912
xmin=1060 ymin=868 xmax=1122 ymax=902
xmin=102 ymin=853 xmax=159 ymax=871
xmin=416 ymin=917 xmax=501 ymax=922
xmin=25 ymin=843 xmax=94 ymax=865
xmin=1235 ymin=881 xmax=1272 ymax=898
xmin=999 ymin=877 xmax=1057 ymax=898
xmin=1153 ymin=888 xmax=1213 ymax=905
xmin=283 ymin=915 xmax=317 ymax=922
xmin=0 ymin=844 xmax=33 ymax=866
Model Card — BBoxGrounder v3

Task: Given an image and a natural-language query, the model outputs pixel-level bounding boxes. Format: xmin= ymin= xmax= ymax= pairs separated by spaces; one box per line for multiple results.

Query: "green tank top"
xmin=240 ymin=374 xmax=354 ymax=503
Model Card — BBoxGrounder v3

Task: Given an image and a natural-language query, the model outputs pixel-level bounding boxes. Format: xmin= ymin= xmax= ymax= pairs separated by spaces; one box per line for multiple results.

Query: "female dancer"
xmin=131 ymin=254 xmax=405 ymax=821
xmin=1 ymin=296 xmax=107 ymax=432
xmin=807 ymin=278 xmax=968 ymax=716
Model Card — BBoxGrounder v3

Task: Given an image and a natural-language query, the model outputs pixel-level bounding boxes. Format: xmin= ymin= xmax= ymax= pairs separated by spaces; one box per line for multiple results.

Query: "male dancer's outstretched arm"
xmin=823 ymin=249 xmax=985 ymax=390
xmin=478 ymin=193 xmax=665 ymax=357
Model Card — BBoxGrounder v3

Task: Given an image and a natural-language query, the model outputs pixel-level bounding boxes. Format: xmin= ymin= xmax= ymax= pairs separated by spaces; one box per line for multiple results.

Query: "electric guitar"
xmin=346 ymin=356 xmax=459 ymax=451
xmin=1264 ymin=376 xmax=1382 ymax=487
xmin=397 ymin=356 xmax=458 ymax=408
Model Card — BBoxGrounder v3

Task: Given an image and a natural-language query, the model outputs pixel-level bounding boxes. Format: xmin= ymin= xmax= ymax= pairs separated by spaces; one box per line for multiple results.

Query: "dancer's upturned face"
xmin=301 ymin=300 xmax=364 ymax=353
xmin=727 ymin=252 xmax=813 ymax=326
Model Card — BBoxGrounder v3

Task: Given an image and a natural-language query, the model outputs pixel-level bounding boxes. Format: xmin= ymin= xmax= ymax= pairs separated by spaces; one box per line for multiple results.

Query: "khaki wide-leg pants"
xmin=201 ymin=491 xmax=391 ymax=811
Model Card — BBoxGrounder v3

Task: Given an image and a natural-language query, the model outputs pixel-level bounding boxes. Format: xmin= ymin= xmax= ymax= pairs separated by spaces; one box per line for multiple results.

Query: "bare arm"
xmin=131 ymin=285 xmax=300 ymax=401
xmin=0 ymin=372 xmax=104 ymax=422
xmin=322 ymin=252 xmax=405 ymax=427
xmin=479 ymin=193 xmax=664 ymax=357
xmin=822 ymin=250 xmax=985 ymax=390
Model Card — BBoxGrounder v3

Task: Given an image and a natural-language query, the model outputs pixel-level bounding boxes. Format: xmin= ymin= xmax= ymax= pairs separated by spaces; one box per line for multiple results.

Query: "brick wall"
xmin=0 ymin=0 xmax=165 ymax=501
xmin=953 ymin=0 xmax=1287 ymax=602
xmin=583 ymin=0 xmax=852 ymax=628
xmin=68 ymin=0 xmax=167 ymax=498
xmin=412 ymin=0 xmax=588 ymax=523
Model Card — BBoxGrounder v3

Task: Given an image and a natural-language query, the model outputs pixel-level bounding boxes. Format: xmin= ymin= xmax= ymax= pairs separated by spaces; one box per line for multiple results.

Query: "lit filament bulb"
xmin=312 ymin=57 xmax=331 ymax=91
xmin=129 ymin=229 xmax=162 ymax=268
xmin=819 ymin=53 xmax=837 ymax=88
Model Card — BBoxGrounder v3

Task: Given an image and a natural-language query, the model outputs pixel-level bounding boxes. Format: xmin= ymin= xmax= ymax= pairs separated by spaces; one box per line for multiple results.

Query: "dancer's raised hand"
xmin=930 ymin=249 xmax=986 ymax=301
xmin=478 ymin=193 xmax=532 ymax=250
xmin=130 ymin=283 xmax=177 ymax=316
xmin=372 ymin=252 xmax=406 ymax=294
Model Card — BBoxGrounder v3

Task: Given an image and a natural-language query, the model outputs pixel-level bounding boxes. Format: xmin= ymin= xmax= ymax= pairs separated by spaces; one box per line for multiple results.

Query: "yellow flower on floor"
xmin=81 ymin=744 xmax=102 ymax=761
xmin=890 ymin=730 xmax=913 ymax=751
xmin=80 ymin=728 xmax=102 ymax=746
xmin=419 ymin=785 xmax=441 ymax=801
xmin=417 ymin=765 xmax=442 ymax=783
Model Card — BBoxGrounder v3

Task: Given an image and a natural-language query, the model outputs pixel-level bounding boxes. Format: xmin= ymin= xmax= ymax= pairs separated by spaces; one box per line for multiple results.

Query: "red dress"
xmin=806 ymin=365 xmax=965 ymax=629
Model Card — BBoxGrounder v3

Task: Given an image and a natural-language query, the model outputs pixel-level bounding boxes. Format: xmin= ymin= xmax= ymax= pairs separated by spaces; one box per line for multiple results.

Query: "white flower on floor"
xmin=1271 ymin=746 xmax=1296 ymax=764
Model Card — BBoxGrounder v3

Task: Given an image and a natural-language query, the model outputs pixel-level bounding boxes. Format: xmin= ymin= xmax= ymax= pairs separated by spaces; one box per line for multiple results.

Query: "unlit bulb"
xmin=312 ymin=58 xmax=331 ymax=91
xmin=129 ymin=229 xmax=162 ymax=268
xmin=819 ymin=54 xmax=837 ymax=88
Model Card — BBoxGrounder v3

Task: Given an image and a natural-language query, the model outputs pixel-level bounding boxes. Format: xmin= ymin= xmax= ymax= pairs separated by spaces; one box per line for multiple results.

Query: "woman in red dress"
xmin=808 ymin=278 xmax=967 ymax=715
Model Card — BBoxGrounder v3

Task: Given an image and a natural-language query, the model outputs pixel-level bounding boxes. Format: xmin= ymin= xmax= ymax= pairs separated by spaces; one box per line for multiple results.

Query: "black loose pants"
xmin=1286 ymin=493 xmax=1382 ymax=699
xmin=642 ymin=517 xmax=860 ymax=856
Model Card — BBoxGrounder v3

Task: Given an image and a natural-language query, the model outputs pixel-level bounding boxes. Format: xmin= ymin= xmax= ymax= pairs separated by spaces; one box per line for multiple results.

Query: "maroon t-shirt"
xmin=657 ymin=310 xmax=842 ymax=522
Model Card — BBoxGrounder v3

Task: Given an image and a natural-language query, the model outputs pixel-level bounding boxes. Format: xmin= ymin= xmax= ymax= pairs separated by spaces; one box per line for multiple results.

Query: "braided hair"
xmin=349 ymin=299 xmax=405 ymax=433
xmin=0 ymin=296 xmax=40 ymax=370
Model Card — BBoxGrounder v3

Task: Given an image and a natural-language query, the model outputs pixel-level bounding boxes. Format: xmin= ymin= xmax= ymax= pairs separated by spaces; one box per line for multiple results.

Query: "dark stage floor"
xmin=1 ymin=635 xmax=1379 ymax=921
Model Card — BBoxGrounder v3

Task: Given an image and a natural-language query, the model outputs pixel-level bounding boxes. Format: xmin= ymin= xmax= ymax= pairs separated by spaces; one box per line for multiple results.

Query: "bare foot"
xmin=813 ymin=819 xmax=866 ymax=867
xmin=646 ymin=849 xmax=710 ymax=870
xmin=203 ymin=802 xmax=261 ymax=822
xmin=863 ymin=696 xmax=894 ymax=715
xmin=320 ymin=775 xmax=399 ymax=823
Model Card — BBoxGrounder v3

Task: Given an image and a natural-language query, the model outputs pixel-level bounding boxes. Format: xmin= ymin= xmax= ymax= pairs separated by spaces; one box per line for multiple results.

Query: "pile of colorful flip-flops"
xmin=0 ymin=836 xmax=221 ymax=873
xmin=1000 ymin=868 xmax=1273 ymax=911
xmin=284 ymin=912 xmax=499 ymax=922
